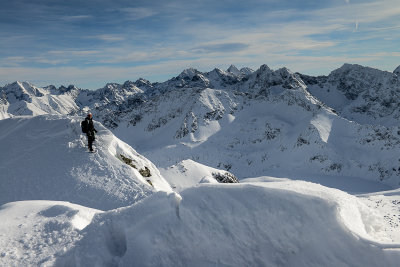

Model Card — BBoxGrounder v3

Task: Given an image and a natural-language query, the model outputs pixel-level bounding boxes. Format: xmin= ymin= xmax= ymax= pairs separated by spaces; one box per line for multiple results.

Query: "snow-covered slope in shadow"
xmin=0 ymin=115 xmax=171 ymax=210
xmin=56 ymin=182 xmax=400 ymax=266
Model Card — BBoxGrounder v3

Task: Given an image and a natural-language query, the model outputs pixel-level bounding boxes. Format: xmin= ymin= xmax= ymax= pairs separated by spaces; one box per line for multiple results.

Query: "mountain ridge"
xmin=2 ymin=63 xmax=400 ymax=186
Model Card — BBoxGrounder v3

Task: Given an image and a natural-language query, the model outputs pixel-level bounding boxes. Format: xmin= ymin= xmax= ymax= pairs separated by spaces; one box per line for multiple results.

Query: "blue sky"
xmin=1 ymin=0 xmax=400 ymax=89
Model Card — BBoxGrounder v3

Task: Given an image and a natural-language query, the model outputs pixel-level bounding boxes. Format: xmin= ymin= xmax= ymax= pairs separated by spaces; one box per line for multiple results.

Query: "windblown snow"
xmin=1 ymin=63 xmax=400 ymax=266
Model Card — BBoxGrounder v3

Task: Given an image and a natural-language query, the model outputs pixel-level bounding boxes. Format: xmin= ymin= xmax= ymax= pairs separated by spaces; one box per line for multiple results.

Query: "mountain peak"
xmin=258 ymin=64 xmax=272 ymax=73
xmin=178 ymin=68 xmax=201 ymax=80
xmin=240 ymin=67 xmax=254 ymax=76
xmin=331 ymin=63 xmax=378 ymax=75
xmin=394 ymin=65 xmax=400 ymax=76
xmin=227 ymin=65 xmax=241 ymax=76
xmin=5 ymin=81 xmax=32 ymax=90
xmin=2 ymin=81 xmax=45 ymax=101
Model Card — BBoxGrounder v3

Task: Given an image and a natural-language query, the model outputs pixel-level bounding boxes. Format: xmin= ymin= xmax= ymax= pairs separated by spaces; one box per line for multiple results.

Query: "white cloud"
xmin=60 ymin=15 xmax=92 ymax=21
xmin=89 ymin=35 xmax=126 ymax=42
xmin=48 ymin=50 xmax=100 ymax=56
xmin=118 ymin=7 xmax=158 ymax=20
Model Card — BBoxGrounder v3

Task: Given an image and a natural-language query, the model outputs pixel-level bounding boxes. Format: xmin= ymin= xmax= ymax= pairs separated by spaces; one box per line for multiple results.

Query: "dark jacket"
xmin=85 ymin=117 xmax=97 ymax=137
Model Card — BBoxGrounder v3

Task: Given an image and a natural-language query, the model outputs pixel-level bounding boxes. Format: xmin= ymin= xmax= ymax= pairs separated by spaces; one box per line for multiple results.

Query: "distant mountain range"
xmin=1 ymin=63 xmax=400 ymax=186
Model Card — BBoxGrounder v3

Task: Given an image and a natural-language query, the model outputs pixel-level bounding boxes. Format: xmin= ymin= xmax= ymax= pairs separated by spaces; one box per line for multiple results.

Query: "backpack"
xmin=81 ymin=119 xmax=88 ymax=133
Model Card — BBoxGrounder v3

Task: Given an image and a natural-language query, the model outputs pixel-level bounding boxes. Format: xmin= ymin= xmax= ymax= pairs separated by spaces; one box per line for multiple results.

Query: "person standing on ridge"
xmin=83 ymin=113 xmax=97 ymax=152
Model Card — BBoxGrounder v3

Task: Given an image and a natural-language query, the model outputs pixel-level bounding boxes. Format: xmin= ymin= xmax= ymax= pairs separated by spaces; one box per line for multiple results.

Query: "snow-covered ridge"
xmin=2 ymin=63 xmax=400 ymax=186
xmin=0 ymin=115 xmax=171 ymax=210
xmin=1 ymin=63 xmax=398 ymax=126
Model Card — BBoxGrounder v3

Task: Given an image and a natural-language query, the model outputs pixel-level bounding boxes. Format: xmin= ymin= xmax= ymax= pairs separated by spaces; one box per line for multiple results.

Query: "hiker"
xmin=82 ymin=113 xmax=97 ymax=152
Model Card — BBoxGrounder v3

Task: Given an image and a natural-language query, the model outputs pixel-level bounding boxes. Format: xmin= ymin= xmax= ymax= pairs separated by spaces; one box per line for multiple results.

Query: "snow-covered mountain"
xmin=0 ymin=82 xmax=79 ymax=119
xmin=301 ymin=64 xmax=400 ymax=126
xmin=2 ymin=64 xmax=400 ymax=187
xmin=109 ymin=65 xmax=400 ymax=187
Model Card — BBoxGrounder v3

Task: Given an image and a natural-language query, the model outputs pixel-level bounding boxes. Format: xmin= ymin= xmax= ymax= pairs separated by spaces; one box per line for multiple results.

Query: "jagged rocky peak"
xmin=250 ymin=64 xmax=276 ymax=81
xmin=94 ymin=82 xmax=138 ymax=104
xmin=258 ymin=64 xmax=272 ymax=73
xmin=178 ymin=68 xmax=202 ymax=80
xmin=328 ymin=63 xmax=389 ymax=79
xmin=43 ymin=85 xmax=57 ymax=91
xmin=226 ymin=65 xmax=254 ymax=77
xmin=205 ymin=67 xmax=242 ymax=88
xmin=240 ymin=67 xmax=254 ymax=76
xmin=122 ymin=81 xmax=144 ymax=93
xmin=168 ymin=68 xmax=210 ymax=89
xmin=56 ymin=84 xmax=79 ymax=94
xmin=243 ymin=65 xmax=307 ymax=93
xmin=208 ymin=67 xmax=233 ymax=79
xmin=210 ymin=67 xmax=227 ymax=75
xmin=101 ymin=81 xmax=141 ymax=93
xmin=135 ymin=78 xmax=152 ymax=87
xmin=394 ymin=65 xmax=400 ymax=76
xmin=2 ymin=81 xmax=45 ymax=102
xmin=227 ymin=65 xmax=241 ymax=76
xmin=122 ymin=80 xmax=135 ymax=88
xmin=249 ymin=64 xmax=272 ymax=80
xmin=327 ymin=63 xmax=397 ymax=100
xmin=277 ymin=67 xmax=306 ymax=88
xmin=4 ymin=81 xmax=42 ymax=94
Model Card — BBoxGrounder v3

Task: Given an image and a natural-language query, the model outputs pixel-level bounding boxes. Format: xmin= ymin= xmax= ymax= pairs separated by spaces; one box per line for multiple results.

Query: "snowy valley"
xmin=1 ymin=63 xmax=400 ymax=266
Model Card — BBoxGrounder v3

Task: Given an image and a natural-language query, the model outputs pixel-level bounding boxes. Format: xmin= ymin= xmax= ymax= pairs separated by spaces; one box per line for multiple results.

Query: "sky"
xmin=1 ymin=0 xmax=400 ymax=89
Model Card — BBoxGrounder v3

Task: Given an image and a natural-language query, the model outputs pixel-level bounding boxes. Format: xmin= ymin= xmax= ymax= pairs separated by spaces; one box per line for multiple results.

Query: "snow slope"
xmin=55 ymin=182 xmax=400 ymax=267
xmin=0 ymin=115 xmax=171 ymax=210
xmin=0 ymin=201 xmax=100 ymax=266
xmin=160 ymin=159 xmax=238 ymax=192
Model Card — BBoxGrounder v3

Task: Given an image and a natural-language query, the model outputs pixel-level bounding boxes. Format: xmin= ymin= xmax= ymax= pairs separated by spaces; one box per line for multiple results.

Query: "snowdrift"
xmin=0 ymin=200 xmax=100 ymax=266
xmin=0 ymin=115 xmax=171 ymax=210
xmin=56 ymin=182 xmax=400 ymax=267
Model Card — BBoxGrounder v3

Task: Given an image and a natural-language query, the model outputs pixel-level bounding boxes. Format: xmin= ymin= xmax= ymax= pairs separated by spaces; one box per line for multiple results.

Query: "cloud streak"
xmin=118 ymin=7 xmax=159 ymax=20
xmin=191 ymin=43 xmax=250 ymax=53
